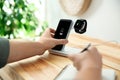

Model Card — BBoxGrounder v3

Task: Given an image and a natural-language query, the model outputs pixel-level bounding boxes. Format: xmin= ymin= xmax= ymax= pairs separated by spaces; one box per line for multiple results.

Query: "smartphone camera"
xmin=74 ymin=19 xmax=87 ymax=34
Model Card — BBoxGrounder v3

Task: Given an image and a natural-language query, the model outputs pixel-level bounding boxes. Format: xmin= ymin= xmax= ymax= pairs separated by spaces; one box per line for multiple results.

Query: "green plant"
xmin=0 ymin=0 xmax=39 ymax=39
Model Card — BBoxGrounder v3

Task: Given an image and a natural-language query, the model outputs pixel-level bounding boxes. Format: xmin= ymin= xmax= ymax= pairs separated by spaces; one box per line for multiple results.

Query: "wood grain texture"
xmin=7 ymin=54 xmax=71 ymax=80
xmin=0 ymin=33 xmax=120 ymax=80
xmin=0 ymin=66 xmax=24 ymax=80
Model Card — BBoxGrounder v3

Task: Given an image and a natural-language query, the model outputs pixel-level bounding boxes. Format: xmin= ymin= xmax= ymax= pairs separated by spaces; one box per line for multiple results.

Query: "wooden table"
xmin=0 ymin=34 xmax=120 ymax=80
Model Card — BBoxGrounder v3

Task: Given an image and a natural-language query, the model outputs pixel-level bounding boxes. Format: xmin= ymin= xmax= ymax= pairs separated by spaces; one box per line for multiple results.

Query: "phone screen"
xmin=52 ymin=19 xmax=72 ymax=50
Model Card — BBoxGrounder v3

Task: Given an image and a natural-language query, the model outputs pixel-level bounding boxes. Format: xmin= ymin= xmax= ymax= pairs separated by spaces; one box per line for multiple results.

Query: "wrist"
xmin=35 ymin=41 xmax=46 ymax=55
xmin=38 ymin=42 xmax=47 ymax=53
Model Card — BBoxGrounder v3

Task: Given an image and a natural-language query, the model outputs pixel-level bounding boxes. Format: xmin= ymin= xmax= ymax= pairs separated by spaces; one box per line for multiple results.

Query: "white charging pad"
xmin=49 ymin=46 xmax=82 ymax=56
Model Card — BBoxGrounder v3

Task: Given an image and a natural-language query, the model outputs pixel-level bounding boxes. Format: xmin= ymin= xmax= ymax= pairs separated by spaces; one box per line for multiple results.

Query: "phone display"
xmin=52 ymin=19 xmax=73 ymax=50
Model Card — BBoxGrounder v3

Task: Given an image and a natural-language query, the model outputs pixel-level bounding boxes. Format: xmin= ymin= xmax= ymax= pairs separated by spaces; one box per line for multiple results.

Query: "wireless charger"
xmin=49 ymin=19 xmax=87 ymax=57
xmin=49 ymin=46 xmax=82 ymax=56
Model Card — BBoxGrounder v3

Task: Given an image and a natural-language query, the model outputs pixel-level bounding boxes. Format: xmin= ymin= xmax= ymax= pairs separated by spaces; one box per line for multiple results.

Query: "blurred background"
xmin=0 ymin=0 xmax=47 ymax=40
xmin=47 ymin=0 xmax=120 ymax=43
xmin=0 ymin=0 xmax=120 ymax=43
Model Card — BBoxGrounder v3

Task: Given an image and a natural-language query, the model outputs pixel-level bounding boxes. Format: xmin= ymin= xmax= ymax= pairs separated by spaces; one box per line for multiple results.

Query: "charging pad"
xmin=49 ymin=46 xmax=81 ymax=56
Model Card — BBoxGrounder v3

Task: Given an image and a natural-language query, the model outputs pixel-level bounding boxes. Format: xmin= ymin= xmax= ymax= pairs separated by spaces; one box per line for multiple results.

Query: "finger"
xmin=89 ymin=46 xmax=100 ymax=54
xmin=67 ymin=54 xmax=76 ymax=61
xmin=68 ymin=54 xmax=81 ymax=70
xmin=43 ymin=28 xmax=54 ymax=37
xmin=45 ymin=28 xmax=50 ymax=32
xmin=90 ymin=46 xmax=102 ymax=61
xmin=41 ymin=28 xmax=50 ymax=36
xmin=67 ymin=54 xmax=79 ymax=61
xmin=49 ymin=28 xmax=55 ymax=33
xmin=51 ymin=33 xmax=55 ymax=37
xmin=54 ymin=39 xmax=68 ymax=45
xmin=47 ymin=28 xmax=56 ymax=37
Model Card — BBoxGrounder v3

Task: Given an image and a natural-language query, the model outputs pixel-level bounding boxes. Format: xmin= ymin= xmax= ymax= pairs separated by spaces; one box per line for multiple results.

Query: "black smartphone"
xmin=52 ymin=19 xmax=73 ymax=50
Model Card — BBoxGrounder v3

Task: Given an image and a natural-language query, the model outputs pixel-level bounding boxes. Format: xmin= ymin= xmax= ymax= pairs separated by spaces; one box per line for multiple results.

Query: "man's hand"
xmin=39 ymin=28 xmax=68 ymax=50
xmin=68 ymin=46 xmax=102 ymax=80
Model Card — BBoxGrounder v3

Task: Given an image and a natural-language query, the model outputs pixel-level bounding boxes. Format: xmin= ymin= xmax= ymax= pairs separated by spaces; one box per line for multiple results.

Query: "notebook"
xmin=55 ymin=65 xmax=116 ymax=80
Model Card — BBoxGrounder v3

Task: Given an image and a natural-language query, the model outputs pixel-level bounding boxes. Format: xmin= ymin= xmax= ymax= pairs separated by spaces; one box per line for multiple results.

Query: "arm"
xmin=8 ymin=28 xmax=68 ymax=63
xmin=68 ymin=47 xmax=102 ymax=80
xmin=8 ymin=40 xmax=45 ymax=62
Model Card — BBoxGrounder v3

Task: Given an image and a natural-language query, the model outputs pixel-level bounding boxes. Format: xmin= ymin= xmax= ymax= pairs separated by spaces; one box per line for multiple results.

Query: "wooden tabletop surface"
xmin=0 ymin=33 xmax=120 ymax=80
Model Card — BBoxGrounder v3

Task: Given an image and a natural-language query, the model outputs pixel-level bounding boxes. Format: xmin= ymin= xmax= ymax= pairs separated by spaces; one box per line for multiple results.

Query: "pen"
xmin=80 ymin=43 xmax=91 ymax=53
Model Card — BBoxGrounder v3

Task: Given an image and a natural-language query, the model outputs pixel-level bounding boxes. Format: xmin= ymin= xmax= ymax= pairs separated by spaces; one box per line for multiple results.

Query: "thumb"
xmin=67 ymin=54 xmax=78 ymax=61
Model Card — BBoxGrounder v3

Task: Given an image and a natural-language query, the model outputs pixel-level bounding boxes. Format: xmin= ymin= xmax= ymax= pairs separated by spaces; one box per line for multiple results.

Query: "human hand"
xmin=39 ymin=28 xmax=68 ymax=50
xmin=68 ymin=46 xmax=102 ymax=71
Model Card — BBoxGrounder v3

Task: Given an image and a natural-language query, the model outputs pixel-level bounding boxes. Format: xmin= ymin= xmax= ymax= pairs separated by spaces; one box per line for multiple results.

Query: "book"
xmin=55 ymin=65 xmax=116 ymax=80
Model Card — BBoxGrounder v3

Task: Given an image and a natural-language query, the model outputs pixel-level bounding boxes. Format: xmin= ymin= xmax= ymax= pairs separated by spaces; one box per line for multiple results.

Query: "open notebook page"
xmin=55 ymin=65 xmax=116 ymax=80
